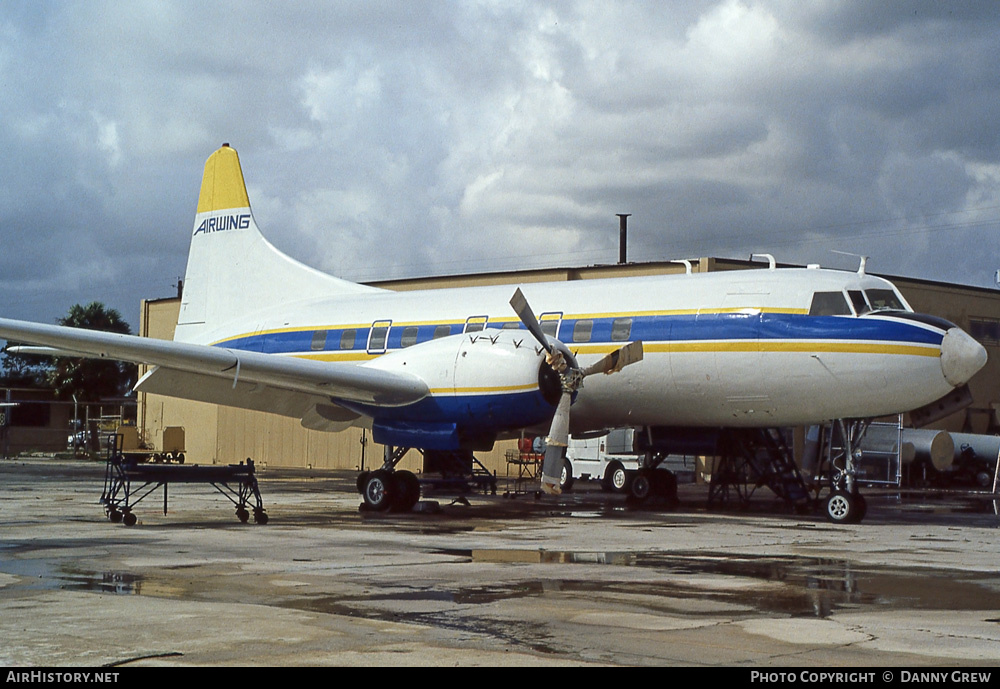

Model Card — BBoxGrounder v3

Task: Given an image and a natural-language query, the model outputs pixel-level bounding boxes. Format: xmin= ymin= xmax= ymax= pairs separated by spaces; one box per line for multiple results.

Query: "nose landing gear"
xmin=824 ymin=489 xmax=867 ymax=524
xmin=821 ymin=419 xmax=871 ymax=524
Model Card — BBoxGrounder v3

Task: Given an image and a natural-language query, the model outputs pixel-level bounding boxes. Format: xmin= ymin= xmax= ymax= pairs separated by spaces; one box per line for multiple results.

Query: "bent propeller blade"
xmin=581 ymin=340 xmax=644 ymax=377
xmin=540 ymin=391 xmax=573 ymax=494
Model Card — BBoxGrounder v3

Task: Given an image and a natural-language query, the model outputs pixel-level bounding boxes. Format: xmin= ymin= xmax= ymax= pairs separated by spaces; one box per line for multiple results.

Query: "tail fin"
xmin=175 ymin=144 xmax=380 ymax=344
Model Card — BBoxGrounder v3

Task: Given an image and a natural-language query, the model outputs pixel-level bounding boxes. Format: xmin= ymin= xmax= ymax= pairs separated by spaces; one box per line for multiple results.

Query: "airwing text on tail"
xmin=175 ymin=144 xmax=381 ymax=344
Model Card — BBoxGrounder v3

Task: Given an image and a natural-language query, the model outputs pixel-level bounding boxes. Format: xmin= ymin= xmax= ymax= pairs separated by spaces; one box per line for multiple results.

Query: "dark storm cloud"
xmin=1 ymin=0 xmax=999 ymax=330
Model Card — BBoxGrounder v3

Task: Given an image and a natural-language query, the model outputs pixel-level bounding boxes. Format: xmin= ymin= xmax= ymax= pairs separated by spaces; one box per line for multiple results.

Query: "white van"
xmin=562 ymin=428 xmax=641 ymax=492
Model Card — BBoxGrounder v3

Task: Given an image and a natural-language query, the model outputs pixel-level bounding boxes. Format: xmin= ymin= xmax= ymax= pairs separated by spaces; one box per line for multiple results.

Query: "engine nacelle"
xmin=351 ymin=330 xmax=560 ymax=450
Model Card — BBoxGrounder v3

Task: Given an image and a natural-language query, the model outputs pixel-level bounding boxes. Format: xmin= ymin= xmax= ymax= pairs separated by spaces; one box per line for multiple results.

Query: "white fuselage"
xmin=189 ymin=266 xmax=965 ymax=435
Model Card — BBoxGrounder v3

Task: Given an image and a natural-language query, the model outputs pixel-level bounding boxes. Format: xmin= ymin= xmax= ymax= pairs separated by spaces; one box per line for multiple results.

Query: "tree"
xmin=47 ymin=302 xmax=136 ymax=403
xmin=0 ymin=347 xmax=51 ymax=387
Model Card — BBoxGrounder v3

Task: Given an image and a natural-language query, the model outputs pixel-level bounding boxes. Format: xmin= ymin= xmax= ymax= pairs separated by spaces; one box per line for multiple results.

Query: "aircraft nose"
xmin=940 ymin=327 xmax=987 ymax=387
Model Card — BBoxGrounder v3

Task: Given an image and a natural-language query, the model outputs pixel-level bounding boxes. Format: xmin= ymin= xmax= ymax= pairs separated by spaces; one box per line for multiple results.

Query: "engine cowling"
xmin=351 ymin=330 xmax=560 ymax=450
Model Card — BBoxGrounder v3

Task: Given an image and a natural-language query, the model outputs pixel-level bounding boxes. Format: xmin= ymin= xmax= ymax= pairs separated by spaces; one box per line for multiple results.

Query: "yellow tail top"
xmin=196 ymin=144 xmax=251 ymax=213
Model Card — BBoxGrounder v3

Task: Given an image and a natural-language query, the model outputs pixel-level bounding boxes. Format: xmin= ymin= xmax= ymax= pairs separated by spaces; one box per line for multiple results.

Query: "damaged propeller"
xmin=509 ymin=288 xmax=644 ymax=494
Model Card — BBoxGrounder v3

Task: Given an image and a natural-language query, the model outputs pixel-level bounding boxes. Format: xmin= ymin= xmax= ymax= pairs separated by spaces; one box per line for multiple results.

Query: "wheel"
xmin=628 ymin=470 xmax=653 ymax=503
xmin=825 ymin=490 xmax=860 ymax=524
xmin=253 ymin=509 xmax=269 ymax=525
xmin=853 ymin=493 xmax=867 ymax=523
xmin=236 ymin=507 xmax=250 ymax=523
xmin=652 ymin=470 xmax=678 ymax=507
xmin=602 ymin=462 xmax=629 ymax=493
xmin=560 ymin=459 xmax=574 ymax=492
xmin=391 ymin=470 xmax=421 ymax=512
xmin=362 ymin=470 xmax=393 ymax=511
xmin=122 ymin=511 xmax=137 ymax=527
xmin=976 ymin=470 xmax=993 ymax=489
xmin=356 ymin=470 xmax=371 ymax=493
xmin=108 ymin=508 xmax=122 ymax=523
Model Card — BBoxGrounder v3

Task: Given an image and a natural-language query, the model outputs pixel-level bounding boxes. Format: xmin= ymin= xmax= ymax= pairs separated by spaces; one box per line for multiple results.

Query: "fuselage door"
xmin=367 ymin=320 xmax=392 ymax=355
xmin=715 ymin=291 xmax=771 ymax=418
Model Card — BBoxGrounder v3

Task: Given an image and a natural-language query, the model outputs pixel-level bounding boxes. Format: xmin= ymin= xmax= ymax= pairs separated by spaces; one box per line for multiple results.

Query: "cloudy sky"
xmin=2 ymin=1 xmax=1000 ymax=331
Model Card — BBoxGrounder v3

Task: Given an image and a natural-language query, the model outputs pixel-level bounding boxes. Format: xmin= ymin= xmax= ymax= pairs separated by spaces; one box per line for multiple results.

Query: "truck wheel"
xmin=560 ymin=459 xmax=574 ymax=492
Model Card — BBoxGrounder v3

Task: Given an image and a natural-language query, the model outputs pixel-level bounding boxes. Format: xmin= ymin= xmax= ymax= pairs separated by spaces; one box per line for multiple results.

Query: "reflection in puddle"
xmin=63 ymin=571 xmax=143 ymax=595
xmin=431 ymin=548 xmax=1000 ymax=618
xmin=0 ymin=559 xmax=143 ymax=595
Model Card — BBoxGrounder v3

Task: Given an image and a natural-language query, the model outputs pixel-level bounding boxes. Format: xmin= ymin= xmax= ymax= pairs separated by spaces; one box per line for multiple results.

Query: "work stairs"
xmin=707 ymin=428 xmax=813 ymax=511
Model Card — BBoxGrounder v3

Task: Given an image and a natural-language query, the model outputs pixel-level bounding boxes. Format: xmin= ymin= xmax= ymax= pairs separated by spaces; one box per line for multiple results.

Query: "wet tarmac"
xmin=1 ymin=457 xmax=999 ymax=667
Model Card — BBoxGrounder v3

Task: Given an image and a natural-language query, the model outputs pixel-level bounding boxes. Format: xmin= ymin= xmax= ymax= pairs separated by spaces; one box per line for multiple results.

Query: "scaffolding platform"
xmin=100 ymin=434 xmax=267 ymax=526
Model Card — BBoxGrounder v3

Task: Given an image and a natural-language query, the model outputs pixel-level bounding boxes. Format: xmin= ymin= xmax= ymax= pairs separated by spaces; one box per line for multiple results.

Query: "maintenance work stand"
xmin=100 ymin=434 xmax=268 ymax=526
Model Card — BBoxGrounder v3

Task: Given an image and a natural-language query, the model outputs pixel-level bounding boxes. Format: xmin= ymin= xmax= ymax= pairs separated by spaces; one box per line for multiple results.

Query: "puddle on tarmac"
xmin=0 ymin=559 xmax=143 ymax=594
xmin=423 ymin=549 xmax=1000 ymax=618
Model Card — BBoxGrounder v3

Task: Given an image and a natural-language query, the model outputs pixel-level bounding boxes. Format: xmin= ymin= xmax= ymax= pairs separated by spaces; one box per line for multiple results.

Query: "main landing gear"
xmin=358 ymin=468 xmax=421 ymax=512
xmin=624 ymin=453 xmax=679 ymax=509
xmin=357 ymin=445 xmax=498 ymax=513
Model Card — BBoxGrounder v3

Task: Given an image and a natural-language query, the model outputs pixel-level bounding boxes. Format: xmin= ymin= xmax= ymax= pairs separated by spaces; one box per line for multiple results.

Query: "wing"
xmin=0 ymin=317 xmax=429 ymax=410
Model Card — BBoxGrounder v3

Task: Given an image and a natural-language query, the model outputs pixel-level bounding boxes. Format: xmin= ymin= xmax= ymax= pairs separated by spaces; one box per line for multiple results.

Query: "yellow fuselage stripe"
xmin=294 ymin=340 xmax=940 ymax=365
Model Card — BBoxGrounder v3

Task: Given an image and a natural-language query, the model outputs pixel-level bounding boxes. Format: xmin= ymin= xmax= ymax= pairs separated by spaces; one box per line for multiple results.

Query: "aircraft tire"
xmin=253 ymin=509 xmax=269 ymax=525
xmin=236 ymin=507 xmax=250 ymax=523
xmin=853 ymin=493 xmax=867 ymax=523
xmin=824 ymin=490 xmax=861 ymax=524
xmin=391 ymin=470 xmax=421 ymax=512
xmin=122 ymin=511 xmax=137 ymax=527
xmin=653 ymin=470 xmax=679 ymax=508
xmin=627 ymin=470 xmax=653 ymax=503
xmin=356 ymin=471 xmax=370 ymax=494
xmin=362 ymin=470 xmax=394 ymax=512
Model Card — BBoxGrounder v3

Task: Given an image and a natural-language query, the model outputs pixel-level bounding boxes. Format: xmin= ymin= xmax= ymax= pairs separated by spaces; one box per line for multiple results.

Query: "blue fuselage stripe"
xmin=216 ymin=313 xmax=945 ymax=355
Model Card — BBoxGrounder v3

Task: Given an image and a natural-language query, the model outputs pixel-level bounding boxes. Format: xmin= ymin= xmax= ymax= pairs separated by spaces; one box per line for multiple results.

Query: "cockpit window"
xmin=809 ymin=292 xmax=851 ymax=316
xmin=865 ymin=289 xmax=905 ymax=312
xmin=848 ymin=290 xmax=869 ymax=315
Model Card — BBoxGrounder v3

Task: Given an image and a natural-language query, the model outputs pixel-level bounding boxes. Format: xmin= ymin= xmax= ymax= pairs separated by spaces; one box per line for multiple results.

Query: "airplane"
xmin=0 ymin=144 xmax=987 ymax=523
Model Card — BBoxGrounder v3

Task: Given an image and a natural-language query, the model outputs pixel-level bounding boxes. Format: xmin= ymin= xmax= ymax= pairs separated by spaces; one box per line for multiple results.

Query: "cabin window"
xmin=865 ymin=289 xmax=905 ymax=312
xmin=848 ymin=290 xmax=869 ymax=315
xmin=502 ymin=321 xmax=521 ymax=329
xmin=433 ymin=325 xmax=452 ymax=339
xmin=809 ymin=292 xmax=852 ymax=316
xmin=572 ymin=319 xmax=593 ymax=343
xmin=611 ymin=317 xmax=632 ymax=341
xmin=310 ymin=331 xmax=327 ymax=351
xmin=339 ymin=329 xmax=357 ymax=350
xmin=400 ymin=326 xmax=419 ymax=348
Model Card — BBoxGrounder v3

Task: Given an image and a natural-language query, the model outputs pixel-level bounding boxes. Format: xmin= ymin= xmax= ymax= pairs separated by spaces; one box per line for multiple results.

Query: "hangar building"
xmin=135 ymin=257 xmax=1000 ymax=474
